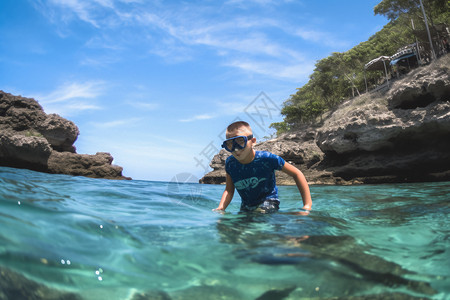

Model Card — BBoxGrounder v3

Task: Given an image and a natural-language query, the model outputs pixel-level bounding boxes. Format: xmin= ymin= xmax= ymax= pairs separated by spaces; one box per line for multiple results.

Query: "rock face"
xmin=0 ymin=91 xmax=129 ymax=180
xmin=200 ymin=54 xmax=450 ymax=185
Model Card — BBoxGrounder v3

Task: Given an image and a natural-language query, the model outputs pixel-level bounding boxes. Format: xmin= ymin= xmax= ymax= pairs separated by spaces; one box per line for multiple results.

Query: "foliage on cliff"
xmin=271 ymin=0 xmax=449 ymax=134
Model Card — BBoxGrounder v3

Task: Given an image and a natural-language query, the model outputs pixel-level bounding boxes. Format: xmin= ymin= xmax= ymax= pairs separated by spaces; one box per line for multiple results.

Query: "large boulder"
xmin=37 ymin=114 xmax=79 ymax=153
xmin=48 ymin=152 xmax=128 ymax=179
xmin=388 ymin=64 xmax=450 ymax=109
xmin=316 ymin=57 xmax=450 ymax=155
xmin=0 ymin=90 xmax=129 ymax=180
xmin=314 ymin=57 xmax=450 ymax=182
xmin=0 ymin=92 xmax=46 ymax=131
xmin=316 ymin=100 xmax=450 ymax=155
xmin=0 ymin=132 xmax=52 ymax=170
xmin=0 ymin=91 xmax=79 ymax=152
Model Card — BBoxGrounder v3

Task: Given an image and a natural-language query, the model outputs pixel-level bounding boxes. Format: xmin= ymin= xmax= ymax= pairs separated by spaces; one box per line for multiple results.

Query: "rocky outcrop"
xmin=0 ymin=91 xmax=129 ymax=180
xmin=200 ymin=54 xmax=450 ymax=185
xmin=48 ymin=151 xmax=126 ymax=179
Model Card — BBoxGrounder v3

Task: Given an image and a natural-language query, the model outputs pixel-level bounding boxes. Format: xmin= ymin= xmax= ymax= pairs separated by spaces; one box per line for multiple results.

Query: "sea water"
xmin=0 ymin=166 xmax=448 ymax=300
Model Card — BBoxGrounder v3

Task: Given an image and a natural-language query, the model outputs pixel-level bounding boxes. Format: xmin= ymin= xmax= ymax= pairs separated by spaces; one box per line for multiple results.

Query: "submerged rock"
xmin=296 ymin=235 xmax=436 ymax=296
xmin=130 ymin=290 xmax=172 ymax=300
xmin=0 ymin=91 xmax=130 ymax=180
xmin=0 ymin=266 xmax=82 ymax=300
xmin=255 ymin=286 xmax=296 ymax=300
xmin=170 ymin=285 xmax=243 ymax=300
xmin=201 ymin=54 xmax=450 ymax=185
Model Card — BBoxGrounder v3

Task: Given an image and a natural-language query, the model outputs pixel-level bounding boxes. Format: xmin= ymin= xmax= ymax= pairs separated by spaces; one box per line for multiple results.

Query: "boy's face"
xmin=226 ymin=127 xmax=256 ymax=163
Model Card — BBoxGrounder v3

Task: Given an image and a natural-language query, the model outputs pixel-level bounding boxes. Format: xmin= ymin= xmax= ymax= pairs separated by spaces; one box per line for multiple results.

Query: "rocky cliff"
xmin=200 ymin=54 xmax=450 ymax=185
xmin=0 ymin=91 xmax=130 ymax=179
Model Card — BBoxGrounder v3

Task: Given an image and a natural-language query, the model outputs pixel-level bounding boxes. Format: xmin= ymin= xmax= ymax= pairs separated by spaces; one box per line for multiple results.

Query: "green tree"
xmin=374 ymin=0 xmax=448 ymax=27
xmin=270 ymin=0 xmax=449 ymax=135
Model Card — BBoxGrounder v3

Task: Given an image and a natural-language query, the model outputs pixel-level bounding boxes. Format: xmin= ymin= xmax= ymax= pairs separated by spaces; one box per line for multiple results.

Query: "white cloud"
xmin=137 ymin=14 xmax=302 ymax=61
xmin=90 ymin=117 xmax=143 ymax=129
xmin=67 ymin=102 xmax=102 ymax=111
xmin=36 ymin=0 xmax=134 ymax=30
xmin=293 ymin=27 xmax=350 ymax=49
xmin=146 ymin=38 xmax=194 ymax=63
xmin=226 ymin=59 xmax=314 ymax=82
xmin=48 ymin=0 xmax=100 ymax=28
xmin=41 ymin=101 xmax=102 ymax=116
xmin=224 ymin=0 xmax=290 ymax=7
xmin=117 ymin=0 xmax=142 ymax=3
xmin=85 ymin=36 xmax=125 ymax=50
xmin=130 ymin=11 xmax=316 ymax=79
xmin=92 ymin=0 xmax=115 ymax=9
xmin=143 ymin=133 xmax=193 ymax=148
xmin=128 ymin=101 xmax=159 ymax=111
xmin=179 ymin=114 xmax=215 ymax=123
xmin=215 ymin=101 xmax=250 ymax=116
xmin=34 ymin=0 xmax=334 ymax=81
xmin=80 ymin=55 xmax=121 ymax=67
xmin=35 ymin=80 xmax=105 ymax=116
xmin=38 ymin=81 xmax=105 ymax=103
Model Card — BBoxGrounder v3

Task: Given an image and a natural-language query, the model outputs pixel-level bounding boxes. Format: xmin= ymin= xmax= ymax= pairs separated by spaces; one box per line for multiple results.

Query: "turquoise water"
xmin=0 ymin=166 xmax=449 ymax=300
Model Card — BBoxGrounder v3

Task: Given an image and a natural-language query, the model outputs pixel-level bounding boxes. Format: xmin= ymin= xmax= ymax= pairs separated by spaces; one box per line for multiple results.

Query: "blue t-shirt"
xmin=225 ymin=151 xmax=285 ymax=208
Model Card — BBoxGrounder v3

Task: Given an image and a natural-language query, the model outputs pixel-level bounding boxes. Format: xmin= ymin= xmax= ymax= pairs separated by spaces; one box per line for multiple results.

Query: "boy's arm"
xmin=281 ymin=162 xmax=312 ymax=211
xmin=213 ymin=173 xmax=235 ymax=211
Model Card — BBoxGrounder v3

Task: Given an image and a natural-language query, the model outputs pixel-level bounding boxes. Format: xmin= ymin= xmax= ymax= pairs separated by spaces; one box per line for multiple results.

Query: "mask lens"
xmin=225 ymin=140 xmax=234 ymax=151
xmin=234 ymin=137 xmax=246 ymax=148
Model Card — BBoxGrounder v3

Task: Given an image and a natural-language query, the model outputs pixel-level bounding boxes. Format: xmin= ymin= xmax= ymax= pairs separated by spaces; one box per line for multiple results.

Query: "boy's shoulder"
xmin=255 ymin=151 xmax=285 ymax=169
xmin=225 ymin=154 xmax=235 ymax=163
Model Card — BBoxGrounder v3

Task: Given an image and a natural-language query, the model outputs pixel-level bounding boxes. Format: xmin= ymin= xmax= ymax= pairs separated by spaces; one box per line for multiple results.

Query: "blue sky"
xmin=1 ymin=0 xmax=387 ymax=182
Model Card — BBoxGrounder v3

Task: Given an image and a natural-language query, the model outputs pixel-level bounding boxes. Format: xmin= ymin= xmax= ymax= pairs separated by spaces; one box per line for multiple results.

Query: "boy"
xmin=214 ymin=121 xmax=312 ymax=213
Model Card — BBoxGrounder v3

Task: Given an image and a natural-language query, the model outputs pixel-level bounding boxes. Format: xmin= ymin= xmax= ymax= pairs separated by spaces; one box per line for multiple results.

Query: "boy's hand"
xmin=297 ymin=205 xmax=311 ymax=215
xmin=302 ymin=204 xmax=311 ymax=211
xmin=212 ymin=208 xmax=225 ymax=213
xmin=284 ymin=210 xmax=310 ymax=216
xmin=296 ymin=210 xmax=310 ymax=216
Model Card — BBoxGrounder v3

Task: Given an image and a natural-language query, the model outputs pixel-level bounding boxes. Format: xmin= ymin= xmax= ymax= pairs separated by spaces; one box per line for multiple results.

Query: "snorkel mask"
xmin=221 ymin=135 xmax=253 ymax=152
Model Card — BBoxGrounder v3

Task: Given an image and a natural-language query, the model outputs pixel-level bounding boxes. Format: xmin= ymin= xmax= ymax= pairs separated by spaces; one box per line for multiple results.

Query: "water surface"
xmin=0 ymin=166 xmax=449 ymax=299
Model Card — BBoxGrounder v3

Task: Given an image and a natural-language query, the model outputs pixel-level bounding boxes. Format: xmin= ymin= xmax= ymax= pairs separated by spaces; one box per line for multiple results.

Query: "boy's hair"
xmin=226 ymin=121 xmax=252 ymax=135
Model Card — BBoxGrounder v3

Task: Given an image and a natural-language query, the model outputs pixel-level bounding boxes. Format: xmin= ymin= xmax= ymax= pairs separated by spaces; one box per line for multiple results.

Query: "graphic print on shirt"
xmin=234 ymin=177 xmax=267 ymax=190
